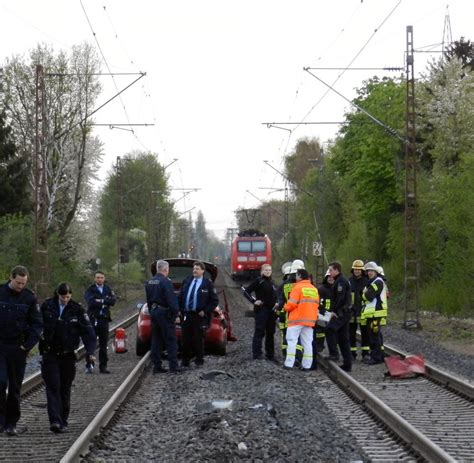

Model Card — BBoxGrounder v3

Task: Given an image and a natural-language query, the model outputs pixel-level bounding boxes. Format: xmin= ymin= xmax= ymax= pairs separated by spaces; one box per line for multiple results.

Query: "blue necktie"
xmin=59 ymin=304 xmax=65 ymax=318
xmin=188 ymin=279 xmax=197 ymax=310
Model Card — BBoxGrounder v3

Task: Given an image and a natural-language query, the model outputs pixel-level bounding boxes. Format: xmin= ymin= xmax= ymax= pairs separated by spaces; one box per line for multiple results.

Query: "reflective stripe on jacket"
xmin=361 ymin=277 xmax=388 ymax=320
xmin=284 ymin=279 xmax=319 ymax=327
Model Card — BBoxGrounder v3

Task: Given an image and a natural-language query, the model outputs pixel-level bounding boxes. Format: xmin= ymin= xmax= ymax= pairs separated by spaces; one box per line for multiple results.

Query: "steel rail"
xmin=382 ymin=343 xmax=474 ymax=401
xmin=60 ymin=351 xmax=150 ymax=462
xmin=21 ymin=312 xmax=139 ymax=395
xmin=318 ymin=355 xmax=457 ymax=463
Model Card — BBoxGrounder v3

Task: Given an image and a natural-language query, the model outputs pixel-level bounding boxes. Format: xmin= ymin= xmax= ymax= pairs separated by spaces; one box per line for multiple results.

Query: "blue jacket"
xmin=39 ymin=297 xmax=96 ymax=356
xmin=84 ymin=284 xmax=116 ymax=321
xmin=178 ymin=276 xmax=219 ymax=316
xmin=145 ymin=273 xmax=179 ymax=318
xmin=0 ymin=282 xmax=43 ymax=351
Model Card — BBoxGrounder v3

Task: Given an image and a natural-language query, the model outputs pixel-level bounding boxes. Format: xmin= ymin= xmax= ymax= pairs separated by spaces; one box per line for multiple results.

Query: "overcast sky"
xmin=1 ymin=1 xmax=472 ymax=239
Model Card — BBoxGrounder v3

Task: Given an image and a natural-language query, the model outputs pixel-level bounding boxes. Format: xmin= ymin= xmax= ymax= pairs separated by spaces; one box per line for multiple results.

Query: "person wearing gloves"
xmin=40 ymin=283 xmax=96 ymax=433
xmin=241 ymin=264 xmax=278 ymax=360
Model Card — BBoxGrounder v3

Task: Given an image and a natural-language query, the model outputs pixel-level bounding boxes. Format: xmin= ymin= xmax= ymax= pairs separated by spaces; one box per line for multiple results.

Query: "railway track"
xmin=228 ymin=268 xmax=474 ymax=461
xmin=4 ymin=271 xmax=473 ymax=461
xmin=315 ymin=340 xmax=474 ymax=462
xmin=0 ymin=310 xmax=143 ymax=462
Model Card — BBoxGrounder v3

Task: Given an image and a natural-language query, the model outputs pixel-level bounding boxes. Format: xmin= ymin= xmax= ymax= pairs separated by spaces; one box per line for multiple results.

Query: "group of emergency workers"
xmin=0 ymin=257 xmax=388 ymax=437
xmin=242 ymin=258 xmax=389 ymax=373
xmin=0 ymin=266 xmax=116 ymax=436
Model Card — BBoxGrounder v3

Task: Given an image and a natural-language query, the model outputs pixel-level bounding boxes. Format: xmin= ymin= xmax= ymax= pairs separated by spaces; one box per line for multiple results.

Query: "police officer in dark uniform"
xmin=40 ymin=283 xmax=96 ymax=433
xmin=241 ymin=264 xmax=278 ymax=360
xmin=84 ymin=271 xmax=116 ymax=374
xmin=0 ymin=265 xmax=42 ymax=436
xmin=325 ymin=261 xmax=353 ymax=372
xmin=146 ymin=259 xmax=181 ymax=373
xmin=178 ymin=261 xmax=219 ymax=367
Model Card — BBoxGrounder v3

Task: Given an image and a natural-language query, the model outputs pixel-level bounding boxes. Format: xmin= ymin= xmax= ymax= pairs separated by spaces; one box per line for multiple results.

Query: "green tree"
xmin=445 ymin=37 xmax=474 ymax=70
xmin=0 ymin=111 xmax=30 ymax=215
xmin=2 ymin=43 xmax=103 ymax=238
xmin=330 ymin=77 xmax=405 ymax=260
xmin=98 ymin=152 xmax=170 ymax=278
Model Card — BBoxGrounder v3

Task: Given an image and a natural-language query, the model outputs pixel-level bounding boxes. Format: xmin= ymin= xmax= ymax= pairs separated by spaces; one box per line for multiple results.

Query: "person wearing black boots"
xmin=241 ymin=264 xmax=278 ymax=361
xmin=40 ymin=283 xmax=96 ymax=433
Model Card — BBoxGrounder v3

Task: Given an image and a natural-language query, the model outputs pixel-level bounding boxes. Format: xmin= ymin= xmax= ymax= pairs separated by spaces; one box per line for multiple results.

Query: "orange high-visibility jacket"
xmin=284 ymin=279 xmax=319 ymax=327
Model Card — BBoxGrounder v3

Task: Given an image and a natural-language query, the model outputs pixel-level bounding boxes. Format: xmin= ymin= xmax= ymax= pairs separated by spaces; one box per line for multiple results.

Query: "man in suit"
xmin=178 ymin=261 xmax=219 ymax=367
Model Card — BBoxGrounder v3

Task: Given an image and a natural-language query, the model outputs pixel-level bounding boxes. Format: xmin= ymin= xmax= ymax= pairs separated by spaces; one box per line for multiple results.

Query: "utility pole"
xmin=403 ymin=26 xmax=421 ymax=329
xmin=116 ymin=156 xmax=127 ymax=300
xmin=33 ymin=64 xmax=49 ymax=301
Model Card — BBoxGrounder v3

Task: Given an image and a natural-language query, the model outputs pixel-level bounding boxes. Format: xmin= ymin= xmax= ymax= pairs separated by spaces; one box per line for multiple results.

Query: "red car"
xmin=136 ymin=258 xmax=236 ymax=356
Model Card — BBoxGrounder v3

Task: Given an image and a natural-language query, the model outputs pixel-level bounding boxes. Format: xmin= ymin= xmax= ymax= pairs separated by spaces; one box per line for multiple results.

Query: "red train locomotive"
xmin=230 ymin=229 xmax=272 ymax=280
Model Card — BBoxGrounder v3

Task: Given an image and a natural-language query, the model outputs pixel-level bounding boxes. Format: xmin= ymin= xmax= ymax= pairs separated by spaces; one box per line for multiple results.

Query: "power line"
xmin=294 ymin=0 xmax=402 ymax=132
xmin=80 ymin=0 xmax=149 ymax=151
xmin=303 ymin=68 xmax=405 ymax=143
xmin=100 ymin=1 xmax=173 ymax=172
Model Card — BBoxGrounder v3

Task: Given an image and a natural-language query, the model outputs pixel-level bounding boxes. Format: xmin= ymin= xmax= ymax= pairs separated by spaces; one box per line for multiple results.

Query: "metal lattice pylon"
xmin=403 ymin=26 xmax=421 ymax=329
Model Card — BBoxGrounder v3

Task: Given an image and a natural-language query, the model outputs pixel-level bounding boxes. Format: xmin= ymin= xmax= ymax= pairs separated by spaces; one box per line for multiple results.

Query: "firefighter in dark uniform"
xmin=348 ymin=260 xmax=369 ymax=360
xmin=241 ymin=264 xmax=278 ymax=360
xmin=361 ymin=261 xmax=388 ymax=365
xmin=0 ymin=266 xmax=42 ymax=436
xmin=39 ymin=283 xmax=96 ymax=433
xmin=325 ymin=261 xmax=353 ymax=372
xmin=84 ymin=271 xmax=116 ymax=374
xmin=275 ymin=262 xmax=293 ymax=358
xmin=178 ymin=261 xmax=219 ymax=367
xmin=312 ymin=270 xmax=333 ymax=364
xmin=146 ymin=259 xmax=181 ymax=373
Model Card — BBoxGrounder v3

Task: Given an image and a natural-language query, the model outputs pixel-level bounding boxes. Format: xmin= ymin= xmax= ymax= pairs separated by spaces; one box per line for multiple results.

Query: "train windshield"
xmin=237 ymin=240 xmax=266 ymax=253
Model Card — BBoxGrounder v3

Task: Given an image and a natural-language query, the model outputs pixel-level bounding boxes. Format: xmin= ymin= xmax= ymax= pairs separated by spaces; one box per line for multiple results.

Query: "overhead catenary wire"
xmin=303 ymin=68 xmax=405 ymax=143
xmin=262 ymin=1 xmax=365 ymax=198
xmin=294 ymin=0 xmax=403 ymax=132
xmin=100 ymin=1 xmax=175 ymax=175
xmin=263 ymin=0 xmax=403 ymax=206
xmin=79 ymin=0 xmax=149 ymax=151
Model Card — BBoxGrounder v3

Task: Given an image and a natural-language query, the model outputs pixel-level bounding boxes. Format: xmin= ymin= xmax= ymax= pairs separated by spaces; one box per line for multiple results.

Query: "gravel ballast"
xmin=83 ymin=276 xmax=474 ymax=461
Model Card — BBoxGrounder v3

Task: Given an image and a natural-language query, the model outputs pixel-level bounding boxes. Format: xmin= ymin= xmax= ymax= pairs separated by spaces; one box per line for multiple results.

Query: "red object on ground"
xmin=384 ymin=354 xmax=426 ymax=378
xmin=114 ymin=327 xmax=128 ymax=353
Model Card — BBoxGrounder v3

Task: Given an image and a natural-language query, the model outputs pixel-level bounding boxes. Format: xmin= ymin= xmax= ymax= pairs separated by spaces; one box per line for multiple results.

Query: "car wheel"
xmin=136 ymin=337 xmax=150 ymax=356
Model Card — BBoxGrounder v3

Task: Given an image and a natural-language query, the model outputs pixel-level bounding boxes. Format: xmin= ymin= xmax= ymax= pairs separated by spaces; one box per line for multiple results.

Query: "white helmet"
xmin=364 ymin=261 xmax=379 ymax=272
xmin=281 ymin=261 xmax=292 ymax=276
xmin=377 ymin=266 xmax=385 ymax=277
xmin=290 ymin=259 xmax=305 ymax=273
